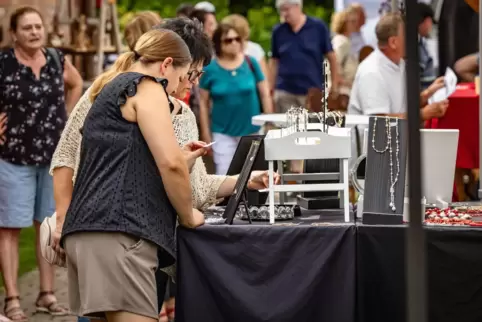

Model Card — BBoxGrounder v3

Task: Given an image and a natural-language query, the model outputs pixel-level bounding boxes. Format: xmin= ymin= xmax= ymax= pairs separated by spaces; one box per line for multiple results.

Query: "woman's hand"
xmin=0 ymin=112 xmax=7 ymax=145
xmin=247 ymin=170 xmax=280 ymax=190
xmin=180 ymin=208 xmax=205 ymax=228
xmin=182 ymin=141 xmax=210 ymax=171
xmin=51 ymin=217 xmax=66 ymax=259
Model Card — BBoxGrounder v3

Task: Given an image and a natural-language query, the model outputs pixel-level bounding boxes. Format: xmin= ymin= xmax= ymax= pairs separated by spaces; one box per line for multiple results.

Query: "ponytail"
xmin=89 ymin=52 xmax=137 ymax=102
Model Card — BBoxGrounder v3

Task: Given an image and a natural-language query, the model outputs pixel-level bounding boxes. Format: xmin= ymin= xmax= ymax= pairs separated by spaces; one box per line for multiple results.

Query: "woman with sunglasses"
xmin=199 ymin=23 xmax=273 ymax=175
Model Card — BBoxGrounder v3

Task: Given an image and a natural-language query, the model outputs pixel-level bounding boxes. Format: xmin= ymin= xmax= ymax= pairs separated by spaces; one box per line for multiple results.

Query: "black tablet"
xmin=223 ymin=139 xmax=262 ymax=225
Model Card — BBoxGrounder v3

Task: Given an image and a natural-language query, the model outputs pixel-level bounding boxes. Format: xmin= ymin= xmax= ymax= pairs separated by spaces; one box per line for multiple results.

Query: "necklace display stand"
xmin=362 ymin=116 xmax=408 ymax=225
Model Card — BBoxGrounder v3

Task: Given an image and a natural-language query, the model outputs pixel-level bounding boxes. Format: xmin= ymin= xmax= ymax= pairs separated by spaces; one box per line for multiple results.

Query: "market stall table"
xmin=357 ymin=224 xmax=482 ymax=322
xmin=425 ymin=83 xmax=479 ymax=200
xmin=176 ymin=212 xmax=356 ymax=322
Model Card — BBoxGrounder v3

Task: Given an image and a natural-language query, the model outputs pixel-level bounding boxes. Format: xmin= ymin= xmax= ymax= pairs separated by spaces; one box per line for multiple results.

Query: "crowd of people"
xmin=0 ymin=0 xmax=463 ymax=322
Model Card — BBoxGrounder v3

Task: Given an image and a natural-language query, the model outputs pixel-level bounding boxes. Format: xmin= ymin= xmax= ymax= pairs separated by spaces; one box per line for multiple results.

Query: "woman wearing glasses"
xmin=199 ymin=23 xmax=273 ymax=175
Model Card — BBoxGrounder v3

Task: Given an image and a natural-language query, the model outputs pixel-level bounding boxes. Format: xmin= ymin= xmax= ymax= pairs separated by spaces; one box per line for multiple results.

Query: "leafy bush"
xmin=117 ymin=0 xmax=332 ymax=52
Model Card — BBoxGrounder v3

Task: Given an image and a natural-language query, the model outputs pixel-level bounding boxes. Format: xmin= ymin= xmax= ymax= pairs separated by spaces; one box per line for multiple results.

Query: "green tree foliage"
xmin=117 ymin=0 xmax=332 ymax=52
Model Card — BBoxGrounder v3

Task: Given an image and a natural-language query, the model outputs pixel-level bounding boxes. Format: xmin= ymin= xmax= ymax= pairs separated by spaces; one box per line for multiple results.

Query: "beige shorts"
xmin=64 ymin=232 xmax=158 ymax=320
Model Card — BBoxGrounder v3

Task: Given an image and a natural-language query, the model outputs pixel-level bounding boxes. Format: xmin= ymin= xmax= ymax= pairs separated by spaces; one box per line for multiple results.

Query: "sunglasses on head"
xmin=222 ymin=37 xmax=241 ymax=44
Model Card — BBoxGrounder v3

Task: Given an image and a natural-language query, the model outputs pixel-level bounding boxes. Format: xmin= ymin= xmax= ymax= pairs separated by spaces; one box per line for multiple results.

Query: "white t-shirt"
xmin=245 ymin=41 xmax=265 ymax=62
xmin=348 ymin=48 xmax=406 ymax=116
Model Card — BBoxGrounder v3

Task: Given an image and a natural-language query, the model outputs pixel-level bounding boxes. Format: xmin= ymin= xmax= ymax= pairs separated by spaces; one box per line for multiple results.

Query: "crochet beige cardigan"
xmin=50 ymin=88 xmax=226 ymax=211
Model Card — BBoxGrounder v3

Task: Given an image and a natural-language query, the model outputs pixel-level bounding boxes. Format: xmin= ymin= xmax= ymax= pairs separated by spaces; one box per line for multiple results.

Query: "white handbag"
xmin=40 ymin=212 xmax=67 ymax=268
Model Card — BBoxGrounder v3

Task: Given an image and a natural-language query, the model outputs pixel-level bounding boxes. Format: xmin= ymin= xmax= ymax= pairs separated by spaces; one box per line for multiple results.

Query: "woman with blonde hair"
xmin=58 ymin=28 xmax=204 ymax=322
xmin=330 ymin=9 xmax=359 ymax=105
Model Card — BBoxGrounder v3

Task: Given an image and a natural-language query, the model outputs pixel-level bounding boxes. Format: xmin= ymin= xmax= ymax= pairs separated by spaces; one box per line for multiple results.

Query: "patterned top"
xmin=60 ymin=73 xmax=179 ymax=268
xmin=0 ymin=48 xmax=66 ymax=165
xmin=50 ymin=79 xmax=226 ymax=212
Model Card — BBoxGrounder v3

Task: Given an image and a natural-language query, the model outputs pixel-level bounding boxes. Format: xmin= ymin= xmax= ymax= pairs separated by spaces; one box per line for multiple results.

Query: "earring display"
xmin=362 ymin=116 xmax=408 ymax=225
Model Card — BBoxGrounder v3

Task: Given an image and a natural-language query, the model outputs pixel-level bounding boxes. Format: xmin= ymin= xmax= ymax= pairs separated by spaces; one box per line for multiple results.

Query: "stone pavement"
xmin=0 ymin=268 xmax=76 ymax=322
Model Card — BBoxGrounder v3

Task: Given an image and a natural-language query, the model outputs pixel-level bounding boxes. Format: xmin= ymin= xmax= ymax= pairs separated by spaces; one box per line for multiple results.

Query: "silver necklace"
xmin=371 ymin=117 xmax=390 ymax=153
xmin=388 ymin=118 xmax=400 ymax=211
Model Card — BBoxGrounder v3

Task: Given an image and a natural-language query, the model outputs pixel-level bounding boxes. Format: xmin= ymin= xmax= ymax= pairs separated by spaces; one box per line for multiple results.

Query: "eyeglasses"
xmin=187 ymin=70 xmax=204 ymax=82
xmin=222 ymin=37 xmax=241 ymax=44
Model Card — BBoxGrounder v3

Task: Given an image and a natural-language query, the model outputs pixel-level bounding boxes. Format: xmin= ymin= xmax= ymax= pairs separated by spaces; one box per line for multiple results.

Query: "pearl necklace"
xmin=372 ymin=117 xmax=401 ymax=212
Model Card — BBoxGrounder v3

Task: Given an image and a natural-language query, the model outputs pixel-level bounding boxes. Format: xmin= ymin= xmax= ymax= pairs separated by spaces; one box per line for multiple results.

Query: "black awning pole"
xmin=478 ymin=0 xmax=482 ymax=199
xmin=405 ymin=0 xmax=428 ymax=322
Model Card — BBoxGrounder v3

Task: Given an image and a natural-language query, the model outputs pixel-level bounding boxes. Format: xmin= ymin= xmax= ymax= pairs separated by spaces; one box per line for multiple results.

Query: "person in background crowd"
xmin=348 ymin=12 xmax=447 ymax=120
xmin=331 ymin=8 xmax=359 ymax=103
xmin=0 ymin=114 xmax=9 ymax=322
xmin=58 ymin=28 xmax=205 ymax=322
xmin=418 ymin=2 xmax=436 ymax=89
xmin=0 ymin=6 xmax=82 ymax=321
xmin=176 ymin=3 xmax=194 ymax=17
xmin=194 ymin=1 xmax=216 ymax=14
xmin=189 ymin=9 xmax=217 ymax=39
xmin=270 ymin=0 xmax=340 ymax=113
xmin=199 ymin=23 xmax=273 ymax=175
xmin=455 ymin=53 xmax=479 ymax=82
xmin=348 ymin=2 xmax=366 ymax=58
xmin=221 ymin=14 xmax=269 ymax=86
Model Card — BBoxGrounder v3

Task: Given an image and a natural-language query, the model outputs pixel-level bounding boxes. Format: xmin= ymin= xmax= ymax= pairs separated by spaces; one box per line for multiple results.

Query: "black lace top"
xmin=61 ymin=72 xmax=178 ymax=268
xmin=0 ymin=48 xmax=66 ymax=165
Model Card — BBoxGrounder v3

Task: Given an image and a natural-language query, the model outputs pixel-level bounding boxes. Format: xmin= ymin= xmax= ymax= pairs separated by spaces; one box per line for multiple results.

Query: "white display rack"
xmin=264 ymin=125 xmax=352 ymax=223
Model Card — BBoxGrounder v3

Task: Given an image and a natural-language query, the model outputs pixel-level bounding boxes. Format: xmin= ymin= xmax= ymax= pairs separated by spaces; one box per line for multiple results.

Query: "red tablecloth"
xmin=425 ymin=83 xmax=479 ymax=169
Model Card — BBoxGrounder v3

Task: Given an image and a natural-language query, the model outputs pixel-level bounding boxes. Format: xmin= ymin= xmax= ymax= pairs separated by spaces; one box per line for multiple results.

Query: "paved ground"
xmin=0 ymin=268 xmax=76 ymax=322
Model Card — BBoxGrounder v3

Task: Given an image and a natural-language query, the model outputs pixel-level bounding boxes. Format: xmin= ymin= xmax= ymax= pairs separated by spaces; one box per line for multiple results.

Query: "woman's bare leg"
xmin=0 ymin=228 xmax=20 ymax=297
xmin=34 ymin=221 xmax=68 ymax=315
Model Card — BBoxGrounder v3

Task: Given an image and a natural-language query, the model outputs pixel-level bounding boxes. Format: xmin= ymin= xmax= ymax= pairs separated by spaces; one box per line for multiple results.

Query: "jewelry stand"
xmin=297 ymin=114 xmax=346 ymax=209
xmin=362 ymin=117 xmax=408 ymax=225
xmin=264 ymin=108 xmax=352 ymax=223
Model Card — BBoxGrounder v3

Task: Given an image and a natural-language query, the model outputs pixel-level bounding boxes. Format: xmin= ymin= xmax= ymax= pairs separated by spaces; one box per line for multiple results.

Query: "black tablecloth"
xmin=357 ymin=225 xmax=482 ymax=322
xmin=176 ymin=221 xmax=356 ymax=322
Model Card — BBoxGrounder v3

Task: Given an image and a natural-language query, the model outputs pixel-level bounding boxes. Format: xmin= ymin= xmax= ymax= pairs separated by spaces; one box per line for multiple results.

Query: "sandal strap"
xmin=5 ymin=305 xmax=26 ymax=320
xmin=3 ymin=296 xmax=20 ymax=312
xmin=38 ymin=291 xmax=54 ymax=297
xmin=4 ymin=296 xmax=20 ymax=303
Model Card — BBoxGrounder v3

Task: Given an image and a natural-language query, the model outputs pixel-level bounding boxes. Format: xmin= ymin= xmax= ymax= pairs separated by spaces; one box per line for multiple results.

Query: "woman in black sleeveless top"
xmin=59 ymin=29 xmax=204 ymax=322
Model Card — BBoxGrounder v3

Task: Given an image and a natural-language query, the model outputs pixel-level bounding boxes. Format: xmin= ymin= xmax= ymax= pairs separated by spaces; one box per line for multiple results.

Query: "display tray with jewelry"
xmin=450 ymin=202 xmax=482 ymax=217
xmin=207 ymin=204 xmax=301 ymax=222
xmin=423 ymin=208 xmax=476 ymax=226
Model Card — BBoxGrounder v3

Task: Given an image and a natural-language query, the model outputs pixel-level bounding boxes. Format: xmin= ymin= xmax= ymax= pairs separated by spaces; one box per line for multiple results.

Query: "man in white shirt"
xmin=348 ymin=12 xmax=448 ymax=120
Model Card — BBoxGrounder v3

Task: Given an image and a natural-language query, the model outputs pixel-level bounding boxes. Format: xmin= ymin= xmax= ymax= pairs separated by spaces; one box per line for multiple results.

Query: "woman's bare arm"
xmin=133 ymin=80 xmax=198 ymax=227
xmin=63 ymin=58 xmax=83 ymax=114
xmin=199 ymin=89 xmax=212 ymax=143
xmin=51 ymin=89 xmax=93 ymax=230
xmin=257 ymin=79 xmax=274 ymax=114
